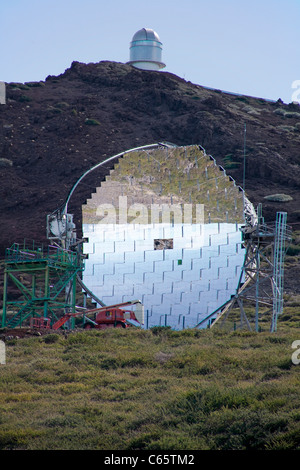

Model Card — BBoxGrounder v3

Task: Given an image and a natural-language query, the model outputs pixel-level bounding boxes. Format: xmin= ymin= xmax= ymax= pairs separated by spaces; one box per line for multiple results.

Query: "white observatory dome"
xmin=127 ymin=28 xmax=166 ymax=71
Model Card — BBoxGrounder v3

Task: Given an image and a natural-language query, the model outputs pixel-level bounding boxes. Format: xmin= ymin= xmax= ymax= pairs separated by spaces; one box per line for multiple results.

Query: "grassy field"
xmin=0 ymin=308 xmax=300 ymax=451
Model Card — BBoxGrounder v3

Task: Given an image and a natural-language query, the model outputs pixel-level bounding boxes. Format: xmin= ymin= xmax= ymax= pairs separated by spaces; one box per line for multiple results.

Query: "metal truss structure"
xmin=2 ymin=240 xmax=84 ymax=329
xmin=196 ymin=205 xmax=292 ymax=332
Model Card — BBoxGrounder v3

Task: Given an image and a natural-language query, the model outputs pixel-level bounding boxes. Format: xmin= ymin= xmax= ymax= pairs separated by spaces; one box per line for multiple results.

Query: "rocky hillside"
xmin=0 ymin=60 xmax=300 ymax=290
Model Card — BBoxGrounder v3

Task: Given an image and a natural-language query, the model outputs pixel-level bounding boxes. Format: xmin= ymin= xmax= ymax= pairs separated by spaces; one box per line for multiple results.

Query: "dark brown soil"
xmin=0 ymin=327 xmax=65 ymax=340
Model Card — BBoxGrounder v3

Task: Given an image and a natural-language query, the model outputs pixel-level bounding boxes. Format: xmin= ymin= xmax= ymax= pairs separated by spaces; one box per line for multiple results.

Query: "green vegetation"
xmin=286 ymin=230 xmax=300 ymax=256
xmin=0 ymin=311 xmax=300 ymax=450
xmin=25 ymin=81 xmax=45 ymax=87
xmin=46 ymin=106 xmax=63 ymax=115
xmin=55 ymin=102 xmax=70 ymax=109
xmin=287 ymin=244 xmax=300 ymax=256
xmin=0 ymin=158 xmax=13 ymax=168
xmin=284 ymin=112 xmax=300 ymax=119
xmin=8 ymin=83 xmax=31 ymax=90
xmin=18 ymin=95 xmax=32 ymax=103
xmin=235 ymin=96 xmax=250 ymax=104
xmin=223 ymin=154 xmax=241 ymax=170
xmin=264 ymin=194 xmax=293 ymax=202
xmin=84 ymin=118 xmax=101 ymax=126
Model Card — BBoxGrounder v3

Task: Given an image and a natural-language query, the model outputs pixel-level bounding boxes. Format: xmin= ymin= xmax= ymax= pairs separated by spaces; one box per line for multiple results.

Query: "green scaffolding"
xmin=2 ymin=240 xmax=84 ymax=329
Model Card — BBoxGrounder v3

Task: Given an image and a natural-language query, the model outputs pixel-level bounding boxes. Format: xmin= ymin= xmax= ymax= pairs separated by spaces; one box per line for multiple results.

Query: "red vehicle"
xmin=83 ymin=306 xmax=141 ymax=330
xmin=49 ymin=300 xmax=143 ymax=330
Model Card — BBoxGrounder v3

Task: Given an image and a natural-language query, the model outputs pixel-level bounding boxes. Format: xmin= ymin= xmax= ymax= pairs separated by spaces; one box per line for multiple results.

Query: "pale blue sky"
xmin=1 ymin=0 xmax=299 ymax=103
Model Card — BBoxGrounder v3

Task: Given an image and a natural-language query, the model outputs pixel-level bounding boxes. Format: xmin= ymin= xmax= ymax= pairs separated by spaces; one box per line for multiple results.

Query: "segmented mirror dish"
xmin=82 ymin=145 xmax=246 ymax=329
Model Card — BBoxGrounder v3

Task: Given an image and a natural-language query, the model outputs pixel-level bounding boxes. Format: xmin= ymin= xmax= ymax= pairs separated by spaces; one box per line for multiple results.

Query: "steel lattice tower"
xmin=271 ymin=212 xmax=288 ymax=332
xmin=2 ymin=241 xmax=84 ymax=329
xmin=196 ymin=208 xmax=291 ymax=332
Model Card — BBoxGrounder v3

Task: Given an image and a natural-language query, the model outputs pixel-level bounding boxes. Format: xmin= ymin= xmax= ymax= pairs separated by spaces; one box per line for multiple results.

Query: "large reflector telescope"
xmin=82 ymin=144 xmax=247 ymax=329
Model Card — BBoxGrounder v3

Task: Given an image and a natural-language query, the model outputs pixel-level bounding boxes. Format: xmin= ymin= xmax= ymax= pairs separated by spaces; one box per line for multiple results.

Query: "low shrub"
xmin=85 ymin=118 xmax=100 ymax=125
xmin=0 ymin=428 xmax=42 ymax=450
xmin=0 ymin=158 xmax=13 ymax=167
xmin=25 ymin=81 xmax=44 ymax=87
xmin=100 ymin=358 xmax=118 ymax=370
xmin=18 ymin=95 xmax=32 ymax=102
xmin=43 ymin=334 xmax=60 ymax=344
xmin=286 ymin=244 xmax=300 ymax=256
xmin=264 ymin=193 xmax=293 ymax=202
xmin=150 ymin=326 xmax=172 ymax=336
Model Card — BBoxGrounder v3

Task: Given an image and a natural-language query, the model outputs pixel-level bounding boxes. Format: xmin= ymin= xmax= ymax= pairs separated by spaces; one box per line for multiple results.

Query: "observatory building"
xmin=127 ymin=28 xmax=166 ymax=71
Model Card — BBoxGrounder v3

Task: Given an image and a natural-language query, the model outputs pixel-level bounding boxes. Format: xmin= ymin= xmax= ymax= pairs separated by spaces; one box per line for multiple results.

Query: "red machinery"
xmin=82 ymin=300 xmax=142 ymax=330
xmin=31 ymin=300 xmax=143 ymax=330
